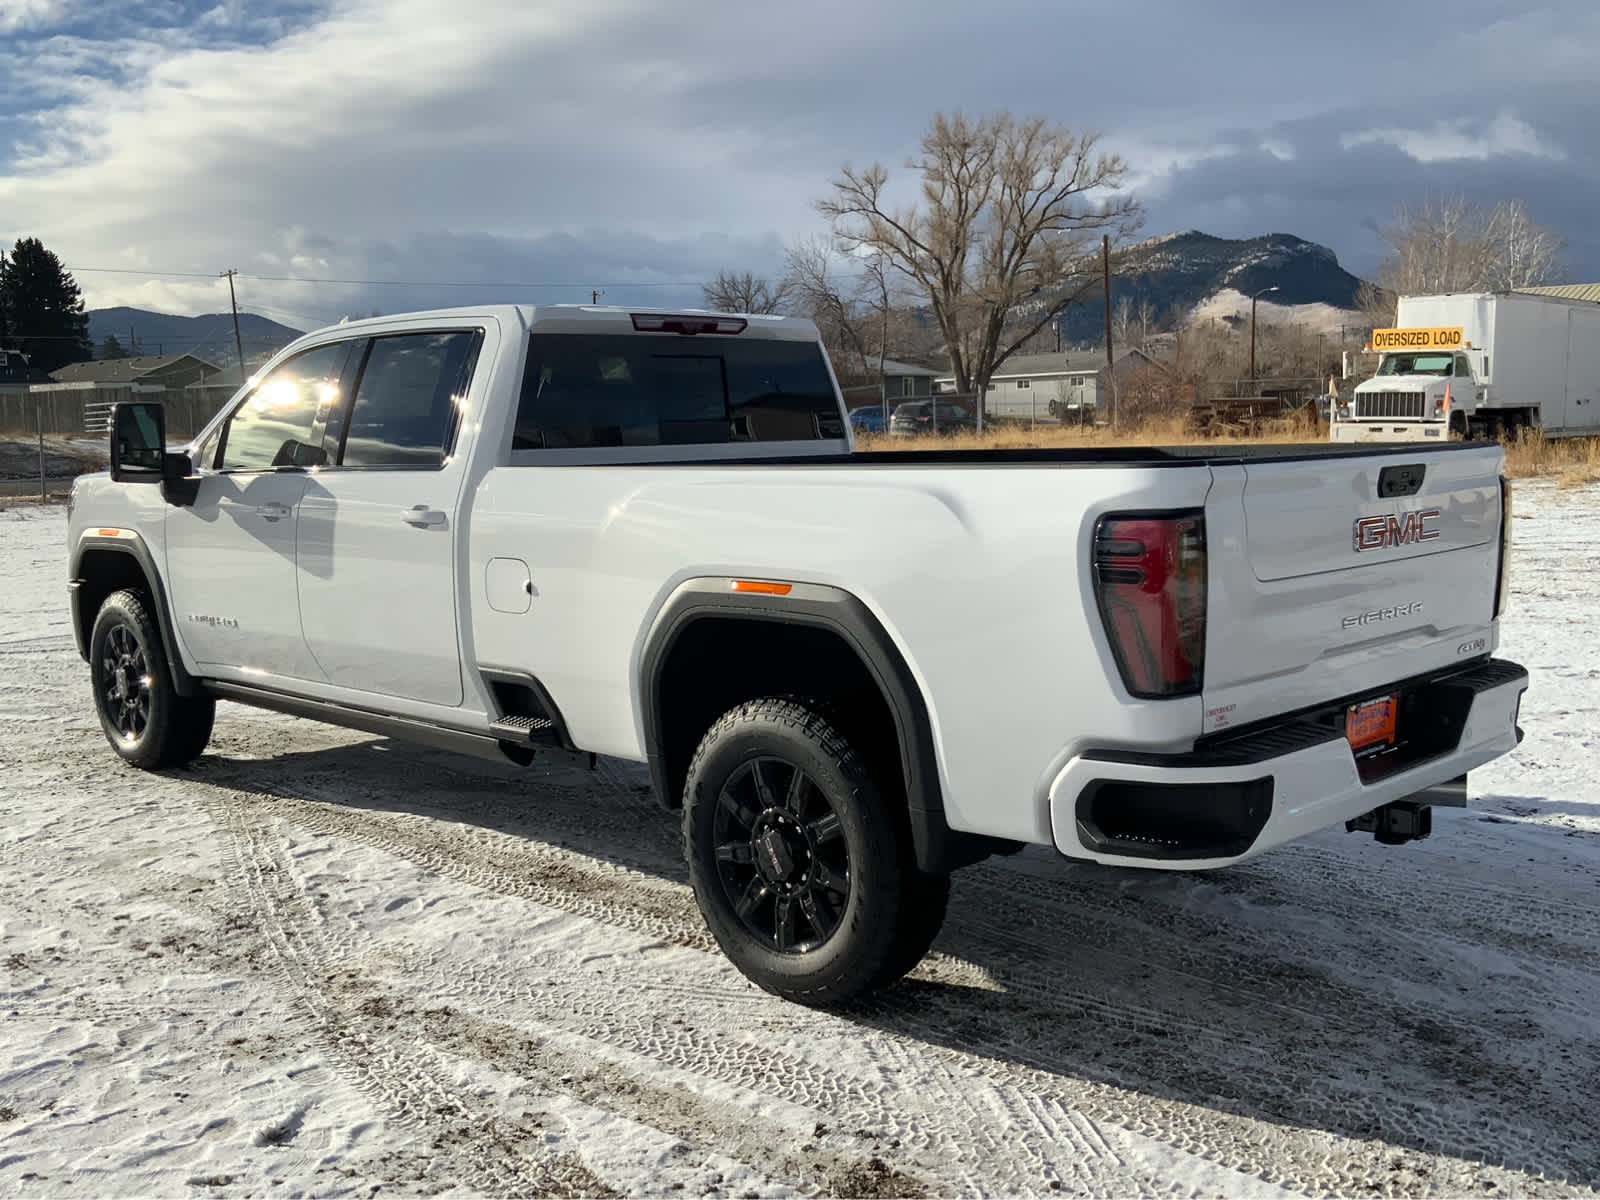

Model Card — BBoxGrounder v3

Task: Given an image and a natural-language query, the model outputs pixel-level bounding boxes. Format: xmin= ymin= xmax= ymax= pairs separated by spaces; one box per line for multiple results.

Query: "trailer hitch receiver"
xmin=1347 ymin=801 xmax=1433 ymax=845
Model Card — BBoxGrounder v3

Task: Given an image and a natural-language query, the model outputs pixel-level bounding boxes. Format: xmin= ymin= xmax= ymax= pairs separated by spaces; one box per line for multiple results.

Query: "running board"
xmin=206 ymin=682 xmax=594 ymax=769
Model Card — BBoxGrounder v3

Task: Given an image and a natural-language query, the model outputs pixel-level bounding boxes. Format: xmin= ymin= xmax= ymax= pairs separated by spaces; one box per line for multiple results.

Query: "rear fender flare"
xmin=638 ymin=579 xmax=994 ymax=874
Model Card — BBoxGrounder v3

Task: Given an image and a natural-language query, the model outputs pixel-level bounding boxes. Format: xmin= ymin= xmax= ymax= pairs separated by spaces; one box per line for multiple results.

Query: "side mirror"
xmin=110 ymin=402 xmax=166 ymax=482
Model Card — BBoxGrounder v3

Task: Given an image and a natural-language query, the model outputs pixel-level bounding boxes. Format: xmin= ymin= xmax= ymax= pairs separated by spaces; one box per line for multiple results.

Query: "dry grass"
xmin=857 ymin=414 xmax=1328 ymax=453
xmin=863 ymin=419 xmax=1600 ymax=485
xmin=1499 ymin=429 xmax=1600 ymax=486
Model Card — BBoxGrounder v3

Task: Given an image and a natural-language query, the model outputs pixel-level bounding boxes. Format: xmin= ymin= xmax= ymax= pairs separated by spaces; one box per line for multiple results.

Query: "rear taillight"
xmin=1092 ymin=511 xmax=1207 ymax=698
xmin=1494 ymin=476 xmax=1512 ymax=617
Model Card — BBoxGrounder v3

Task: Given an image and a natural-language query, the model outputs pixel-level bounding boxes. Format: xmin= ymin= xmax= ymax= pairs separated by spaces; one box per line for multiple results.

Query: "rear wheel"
xmin=90 ymin=589 xmax=214 ymax=769
xmin=683 ymin=698 xmax=940 ymax=1005
xmin=872 ymin=868 xmax=951 ymax=989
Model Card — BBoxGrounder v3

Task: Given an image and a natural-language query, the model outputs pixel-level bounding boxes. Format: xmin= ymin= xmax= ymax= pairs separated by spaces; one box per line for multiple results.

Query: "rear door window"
xmin=338 ymin=331 xmax=482 ymax=468
xmin=513 ymin=334 xmax=842 ymax=450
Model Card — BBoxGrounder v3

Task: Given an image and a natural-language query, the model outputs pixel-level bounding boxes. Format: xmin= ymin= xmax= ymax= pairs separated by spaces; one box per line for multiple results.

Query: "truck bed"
xmin=599 ymin=440 xmax=1494 ymax=468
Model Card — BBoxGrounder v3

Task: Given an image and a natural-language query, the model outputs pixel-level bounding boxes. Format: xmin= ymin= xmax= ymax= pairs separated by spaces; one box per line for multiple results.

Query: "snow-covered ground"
xmin=1 ymin=481 xmax=1597 ymax=1198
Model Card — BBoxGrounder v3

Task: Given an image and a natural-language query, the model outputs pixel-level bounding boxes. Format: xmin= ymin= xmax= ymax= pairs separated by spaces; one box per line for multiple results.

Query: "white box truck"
xmin=1331 ymin=291 xmax=1600 ymax=442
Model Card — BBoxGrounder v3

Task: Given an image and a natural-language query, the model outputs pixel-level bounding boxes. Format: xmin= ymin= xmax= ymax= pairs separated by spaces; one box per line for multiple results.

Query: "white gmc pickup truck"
xmin=68 ymin=305 xmax=1527 ymax=1004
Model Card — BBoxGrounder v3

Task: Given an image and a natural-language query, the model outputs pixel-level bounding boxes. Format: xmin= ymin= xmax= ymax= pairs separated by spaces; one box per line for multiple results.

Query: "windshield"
xmin=1377 ymin=353 xmax=1453 ymax=377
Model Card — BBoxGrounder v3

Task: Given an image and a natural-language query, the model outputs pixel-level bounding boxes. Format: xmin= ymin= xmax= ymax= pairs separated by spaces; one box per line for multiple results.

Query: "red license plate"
xmin=1347 ymin=695 xmax=1398 ymax=751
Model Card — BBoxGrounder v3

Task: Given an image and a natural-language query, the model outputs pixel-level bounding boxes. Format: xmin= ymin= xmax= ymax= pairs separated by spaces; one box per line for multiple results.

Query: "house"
xmin=50 ymin=353 xmax=227 ymax=389
xmin=0 ymin=349 xmax=54 ymax=392
xmin=838 ymin=357 xmax=941 ymax=411
xmin=935 ymin=348 xmax=1162 ymax=420
xmin=873 ymin=358 xmax=939 ymax=402
xmin=28 ymin=353 xmax=237 ymax=439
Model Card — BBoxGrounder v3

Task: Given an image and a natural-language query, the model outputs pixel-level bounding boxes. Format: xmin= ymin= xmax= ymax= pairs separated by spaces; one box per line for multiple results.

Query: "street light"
xmin=1249 ymin=285 xmax=1279 ymax=386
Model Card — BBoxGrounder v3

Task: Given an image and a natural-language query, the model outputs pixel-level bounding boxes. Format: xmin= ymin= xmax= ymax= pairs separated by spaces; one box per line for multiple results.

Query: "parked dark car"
xmin=888 ymin=399 xmax=977 ymax=437
xmin=849 ymin=405 xmax=893 ymax=434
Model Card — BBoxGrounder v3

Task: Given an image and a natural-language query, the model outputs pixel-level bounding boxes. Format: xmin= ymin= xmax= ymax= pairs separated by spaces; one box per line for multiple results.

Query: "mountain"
xmin=86 ymin=307 xmax=303 ymax=368
xmin=1052 ymin=230 xmax=1369 ymax=345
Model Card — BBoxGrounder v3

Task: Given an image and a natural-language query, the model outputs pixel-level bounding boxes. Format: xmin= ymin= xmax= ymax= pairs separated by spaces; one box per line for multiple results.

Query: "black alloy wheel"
xmin=711 ymin=755 xmax=851 ymax=954
xmin=100 ymin=622 xmax=153 ymax=744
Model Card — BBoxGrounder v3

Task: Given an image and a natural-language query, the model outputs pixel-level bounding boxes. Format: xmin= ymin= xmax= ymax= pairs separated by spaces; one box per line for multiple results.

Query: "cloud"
xmin=1341 ymin=112 xmax=1567 ymax=164
xmin=1 ymin=0 xmax=1597 ymax=332
xmin=0 ymin=0 xmax=73 ymax=34
xmin=1136 ymin=107 xmax=1599 ymax=282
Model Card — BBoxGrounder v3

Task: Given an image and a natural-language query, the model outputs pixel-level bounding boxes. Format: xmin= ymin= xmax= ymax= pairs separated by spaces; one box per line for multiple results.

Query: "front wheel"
xmin=683 ymin=698 xmax=931 ymax=1005
xmin=89 ymin=589 xmax=215 ymax=769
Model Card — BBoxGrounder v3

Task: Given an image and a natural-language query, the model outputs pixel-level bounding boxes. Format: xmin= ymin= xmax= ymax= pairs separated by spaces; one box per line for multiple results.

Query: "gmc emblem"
xmin=1353 ymin=509 xmax=1441 ymax=552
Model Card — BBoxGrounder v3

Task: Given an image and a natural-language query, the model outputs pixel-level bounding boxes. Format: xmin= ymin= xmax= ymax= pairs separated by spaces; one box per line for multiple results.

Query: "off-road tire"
xmin=683 ymin=697 xmax=930 ymax=1005
xmin=90 ymin=589 xmax=215 ymax=769
xmin=872 ymin=868 xmax=951 ymax=990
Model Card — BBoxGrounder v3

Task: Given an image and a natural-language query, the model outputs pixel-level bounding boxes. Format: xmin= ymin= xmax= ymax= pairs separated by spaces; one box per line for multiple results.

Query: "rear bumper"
xmin=1048 ymin=658 xmax=1527 ymax=869
xmin=1330 ymin=421 xmax=1448 ymax=443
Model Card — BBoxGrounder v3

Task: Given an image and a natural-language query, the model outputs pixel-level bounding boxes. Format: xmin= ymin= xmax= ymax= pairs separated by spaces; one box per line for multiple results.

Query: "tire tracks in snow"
xmin=190 ymin=738 xmax=1596 ymax=1196
xmin=203 ymin=778 xmax=932 ymax=1198
xmin=202 ymin=785 xmax=620 ymax=1199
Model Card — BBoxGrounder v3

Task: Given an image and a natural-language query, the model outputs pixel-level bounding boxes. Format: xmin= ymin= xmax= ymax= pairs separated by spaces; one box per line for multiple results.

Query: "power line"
xmin=67 ymin=265 xmax=716 ymax=288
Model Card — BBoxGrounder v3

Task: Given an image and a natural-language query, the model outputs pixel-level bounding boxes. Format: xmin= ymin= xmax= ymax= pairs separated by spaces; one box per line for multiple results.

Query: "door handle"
xmin=402 ymin=505 xmax=447 ymax=528
xmin=253 ymin=502 xmax=292 ymax=521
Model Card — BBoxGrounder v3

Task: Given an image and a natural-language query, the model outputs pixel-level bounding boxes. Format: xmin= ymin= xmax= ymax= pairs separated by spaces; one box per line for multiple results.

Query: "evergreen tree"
xmin=98 ymin=333 xmax=129 ymax=360
xmin=0 ymin=237 xmax=94 ymax=371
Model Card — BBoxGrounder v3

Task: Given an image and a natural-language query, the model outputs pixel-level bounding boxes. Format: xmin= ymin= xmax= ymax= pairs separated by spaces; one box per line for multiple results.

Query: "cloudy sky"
xmin=1 ymin=0 xmax=1596 ymax=333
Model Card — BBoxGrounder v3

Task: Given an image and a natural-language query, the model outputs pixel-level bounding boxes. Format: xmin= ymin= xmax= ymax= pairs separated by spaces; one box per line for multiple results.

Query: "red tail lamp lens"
xmin=1092 ymin=512 xmax=1207 ymax=698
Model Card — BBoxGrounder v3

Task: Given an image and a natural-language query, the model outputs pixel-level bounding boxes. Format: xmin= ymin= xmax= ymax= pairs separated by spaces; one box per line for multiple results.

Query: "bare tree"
xmin=1484 ymin=199 xmax=1563 ymax=290
xmin=1134 ymin=296 xmax=1159 ymax=349
xmin=1355 ymin=278 xmax=1396 ymax=329
xmin=820 ymin=111 xmax=1141 ymax=397
xmin=702 ymin=270 xmax=793 ymax=314
xmin=1376 ymin=194 xmax=1562 ymax=298
xmin=783 ymin=238 xmax=872 ymax=378
xmin=1113 ymin=295 xmax=1161 ymax=352
xmin=1111 ymin=295 xmax=1134 ymax=347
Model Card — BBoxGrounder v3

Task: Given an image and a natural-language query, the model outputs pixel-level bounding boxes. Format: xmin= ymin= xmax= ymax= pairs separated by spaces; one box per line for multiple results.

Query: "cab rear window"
xmin=512 ymin=334 xmax=842 ymax=450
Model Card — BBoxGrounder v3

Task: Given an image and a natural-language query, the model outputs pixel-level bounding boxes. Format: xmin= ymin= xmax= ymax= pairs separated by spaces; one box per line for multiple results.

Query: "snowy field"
xmin=1 ymin=481 xmax=1597 ymax=1198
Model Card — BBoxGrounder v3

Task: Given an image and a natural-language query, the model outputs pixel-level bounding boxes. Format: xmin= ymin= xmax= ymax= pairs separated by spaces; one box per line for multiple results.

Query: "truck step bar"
xmin=487 ymin=714 xmax=559 ymax=743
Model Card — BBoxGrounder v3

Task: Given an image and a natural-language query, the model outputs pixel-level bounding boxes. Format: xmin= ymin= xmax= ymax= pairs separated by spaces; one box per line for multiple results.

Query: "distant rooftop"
xmin=50 ymin=353 xmax=225 ymax=385
xmin=1514 ymin=283 xmax=1600 ymax=304
xmin=873 ymin=358 xmax=940 ymax=377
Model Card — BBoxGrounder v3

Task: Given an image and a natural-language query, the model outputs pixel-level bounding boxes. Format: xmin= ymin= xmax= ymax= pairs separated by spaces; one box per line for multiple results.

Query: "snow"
xmin=1 ymin=481 xmax=1597 ymax=1197
xmin=1189 ymin=288 xmax=1361 ymax=337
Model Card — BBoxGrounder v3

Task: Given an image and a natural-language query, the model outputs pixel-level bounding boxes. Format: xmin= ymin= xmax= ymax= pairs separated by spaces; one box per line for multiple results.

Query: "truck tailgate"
xmin=1201 ymin=445 xmax=1504 ymax=735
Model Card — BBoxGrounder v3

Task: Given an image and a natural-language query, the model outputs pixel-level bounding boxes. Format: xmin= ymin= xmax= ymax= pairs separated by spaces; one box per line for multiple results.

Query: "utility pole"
xmin=591 ymin=289 xmax=604 ymax=305
xmin=1249 ymin=285 xmax=1279 ymax=386
xmin=1102 ymin=235 xmax=1115 ymax=428
xmin=222 ymin=269 xmax=245 ymax=382
xmin=876 ymin=259 xmax=890 ymax=431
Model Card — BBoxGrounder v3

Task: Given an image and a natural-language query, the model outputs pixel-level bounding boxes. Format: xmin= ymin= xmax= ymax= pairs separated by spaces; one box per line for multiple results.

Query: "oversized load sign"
xmin=1370 ymin=327 xmax=1466 ymax=351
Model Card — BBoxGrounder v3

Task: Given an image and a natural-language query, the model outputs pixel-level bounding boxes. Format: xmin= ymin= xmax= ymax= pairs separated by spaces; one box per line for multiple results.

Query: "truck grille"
xmin=1354 ymin=391 xmax=1426 ymax=420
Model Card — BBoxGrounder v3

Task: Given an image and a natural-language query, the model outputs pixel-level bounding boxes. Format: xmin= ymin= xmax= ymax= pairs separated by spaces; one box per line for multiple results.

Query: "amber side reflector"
xmin=97 ymin=529 xmax=123 ymax=537
xmin=731 ymin=580 xmax=793 ymax=596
